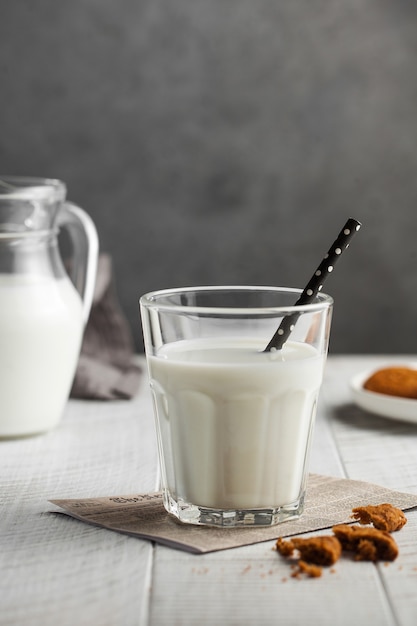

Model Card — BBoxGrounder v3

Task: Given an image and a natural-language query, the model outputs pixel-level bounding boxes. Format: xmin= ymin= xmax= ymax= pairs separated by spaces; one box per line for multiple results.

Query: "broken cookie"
xmin=332 ymin=524 xmax=398 ymax=562
xmin=352 ymin=503 xmax=407 ymax=532
xmin=276 ymin=535 xmax=342 ymax=566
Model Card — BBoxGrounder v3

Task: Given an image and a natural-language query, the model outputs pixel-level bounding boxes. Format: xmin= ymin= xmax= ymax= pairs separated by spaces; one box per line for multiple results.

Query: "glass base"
xmin=164 ymin=492 xmax=305 ymax=527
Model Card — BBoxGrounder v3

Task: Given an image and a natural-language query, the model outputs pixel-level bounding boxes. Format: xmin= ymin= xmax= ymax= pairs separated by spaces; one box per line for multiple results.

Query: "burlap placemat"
xmin=50 ymin=474 xmax=417 ymax=554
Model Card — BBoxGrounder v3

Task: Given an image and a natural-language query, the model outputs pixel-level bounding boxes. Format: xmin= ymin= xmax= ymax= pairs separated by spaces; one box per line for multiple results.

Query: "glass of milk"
xmin=140 ymin=286 xmax=333 ymax=527
xmin=0 ymin=176 xmax=98 ymax=438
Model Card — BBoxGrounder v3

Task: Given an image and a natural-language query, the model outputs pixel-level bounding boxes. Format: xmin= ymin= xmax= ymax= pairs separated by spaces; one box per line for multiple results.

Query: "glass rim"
xmin=0 ymin=175 xmax=66 ymax=200
xmin=140 ymin=285 xmax=333 ymax=315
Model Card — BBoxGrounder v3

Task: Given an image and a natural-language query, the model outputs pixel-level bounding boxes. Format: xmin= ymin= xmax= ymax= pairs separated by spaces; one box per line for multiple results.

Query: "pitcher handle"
xmin=57 ymin=202 xmax=99 ymax=325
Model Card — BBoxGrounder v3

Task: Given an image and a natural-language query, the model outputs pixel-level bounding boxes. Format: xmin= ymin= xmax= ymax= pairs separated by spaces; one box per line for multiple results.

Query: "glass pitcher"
xmin=0 ymin=175 xmax=98 ymax=438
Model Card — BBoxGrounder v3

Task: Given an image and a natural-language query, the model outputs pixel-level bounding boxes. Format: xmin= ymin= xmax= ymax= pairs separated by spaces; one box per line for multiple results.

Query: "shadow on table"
xmin=332 ymin=403 xmax=417 ymax=436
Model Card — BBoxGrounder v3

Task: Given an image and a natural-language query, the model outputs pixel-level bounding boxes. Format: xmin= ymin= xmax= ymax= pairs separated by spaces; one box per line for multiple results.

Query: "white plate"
xmin=350 ymin=366 xmax=417 ymax=424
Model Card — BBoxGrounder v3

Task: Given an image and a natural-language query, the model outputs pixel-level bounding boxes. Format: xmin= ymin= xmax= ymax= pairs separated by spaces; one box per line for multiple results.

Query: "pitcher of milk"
xmin=0 ymin=175 xmax=98 ymax=438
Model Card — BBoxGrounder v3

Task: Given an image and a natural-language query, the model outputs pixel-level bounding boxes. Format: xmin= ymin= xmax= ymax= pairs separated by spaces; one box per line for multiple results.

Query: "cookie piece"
xmin=291 ymin=560 xmax=323 ymax=578
xmin=352 ymin=503 xmax=407 ymax=532
xmin=363 ymin=367 xmax=417 ymax=399
xmin=332 ymin=524 xmax=398 ymax=561
xmin=276 ymin=537 xmax=295 ymax=558
xmin=276 ymin=535 xmax=342 ymax=566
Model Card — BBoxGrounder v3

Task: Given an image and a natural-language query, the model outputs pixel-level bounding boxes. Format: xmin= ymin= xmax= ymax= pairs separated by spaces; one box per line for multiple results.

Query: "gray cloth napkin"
xmin=70 ymin=254 xmax=141 ymax=400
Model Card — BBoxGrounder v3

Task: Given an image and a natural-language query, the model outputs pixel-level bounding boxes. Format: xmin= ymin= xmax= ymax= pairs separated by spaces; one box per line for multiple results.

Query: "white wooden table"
xmin=1 ymin=355 xmax=417 ymax=626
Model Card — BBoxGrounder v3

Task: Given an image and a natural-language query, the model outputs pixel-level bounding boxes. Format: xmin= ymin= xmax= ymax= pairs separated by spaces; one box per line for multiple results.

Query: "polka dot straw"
xmin=264 ymin=217 xmax=362 ymax=352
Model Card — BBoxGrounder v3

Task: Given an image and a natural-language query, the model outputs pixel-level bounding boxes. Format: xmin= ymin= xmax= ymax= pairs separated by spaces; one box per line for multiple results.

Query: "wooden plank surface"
xmin=0 ymin=371 xmax=158 ymax=626
xmin=1 ymin=356 xmax=417 ymax=625
xmin=149 ymin=538 xmax=396 ymax=626
xmin=321 ymin=355 xmax=417 ymax=626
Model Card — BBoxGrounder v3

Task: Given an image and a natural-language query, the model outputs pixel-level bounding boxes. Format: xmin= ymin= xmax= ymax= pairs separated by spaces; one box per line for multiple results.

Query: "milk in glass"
xmin=149 ymin=337 xmax=324 ymax=510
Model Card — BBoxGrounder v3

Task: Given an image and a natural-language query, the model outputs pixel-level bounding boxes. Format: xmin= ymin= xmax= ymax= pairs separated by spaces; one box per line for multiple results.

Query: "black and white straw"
xmin=264 ymin=217 xmax=362 ymax=352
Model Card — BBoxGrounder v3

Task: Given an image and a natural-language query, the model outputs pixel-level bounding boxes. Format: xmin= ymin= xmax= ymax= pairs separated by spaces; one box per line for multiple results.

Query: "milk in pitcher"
xmin=0 ymin=273 xmax=84 ymax=437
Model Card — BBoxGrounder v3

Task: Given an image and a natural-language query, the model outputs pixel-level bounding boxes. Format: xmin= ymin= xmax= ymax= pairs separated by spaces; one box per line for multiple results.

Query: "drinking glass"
xmin=140 ymin=286 xmax=333 ymax=527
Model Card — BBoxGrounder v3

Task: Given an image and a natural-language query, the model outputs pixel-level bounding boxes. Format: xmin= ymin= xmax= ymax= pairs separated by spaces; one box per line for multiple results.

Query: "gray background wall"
xmin=1 ymin=0 xmax=417 ymax=354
